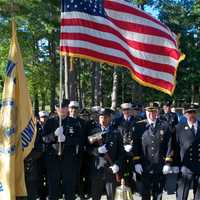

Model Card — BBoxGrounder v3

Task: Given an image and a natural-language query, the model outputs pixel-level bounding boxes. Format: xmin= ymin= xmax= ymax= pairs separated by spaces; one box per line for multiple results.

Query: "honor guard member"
xmin=87 ymin=106 xmax=102 ymax=134
xmin=112 ymin=103 xmax=135 ymax=129
xmin=113 ymin=103 xmax=137 ymax=191
xmin=68 ymin=100 xmax=86 ymax=146
xmin=135 ymin=104 xmax=146 ymax=120
xmin=68 ymin=101 xmax=89 ymax=199
xmin=79 ymin=107 xmax=102 ymax=199
xmin=24 ymin=113 xmax=46 ymax=200
xmin=133 ymin=104 xmax=173 ymax=200
xmin=88 ymin=108 xmax=125 ymax=200
xmin=79 ymin=109 xmax=93 ymax=199
xmin=79 ymin=108 xmax=90 ymax=121
xmin=43 ymin=99 xmax=85 ymax=200
xmin=90 ymin=106 xmax=102 ymax=123
xmin=38 ymin=111 xmax=49 ymax=200
xmin=88 ymin=106 xmax=103 ymax=136
xmin=162 ymin=100 xmax=179 ymax=132
xmin=161 ymin=101 xmax=179 ymax=194
xmin=176 ymin=105 xmax=200 ymax=200
xmin=69 ymin=101 xmax=80 ymax=118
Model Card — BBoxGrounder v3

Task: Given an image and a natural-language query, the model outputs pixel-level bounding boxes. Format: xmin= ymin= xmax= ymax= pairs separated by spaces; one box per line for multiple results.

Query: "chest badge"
xmin=160 ymin=130 xmax=164 ymax=135
xmin=69 ymin=127 xmax=74 ymax=134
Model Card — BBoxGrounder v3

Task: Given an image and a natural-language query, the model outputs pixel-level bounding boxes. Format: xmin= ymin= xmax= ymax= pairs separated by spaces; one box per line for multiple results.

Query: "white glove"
xmin=162 ymin=165 xmax=172 ymax=174
xmin=54 ymin=126 xmax=63 ymax=136
xmin=109 ymin=164 xmax=119 ymax=174
xmin=135 ymin=164 xmax=143 ymax=175
xmin=58 ymin=133 xmax=66 ymax=142
xmin=181 ymin=166 xmax=192 ymax=174
xmin=98 ymin=144 xmax=108 ymax=154
xmin=124 ymin=144 xmax=132 ymax=152
xmin=172 ymin=166 xmax=179 ymax=174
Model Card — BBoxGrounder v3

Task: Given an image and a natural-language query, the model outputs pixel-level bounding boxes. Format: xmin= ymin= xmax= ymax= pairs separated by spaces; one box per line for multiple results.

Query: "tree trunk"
xmin=194 ymin=85 xmax=199 ymax=104
xmin=77 ymin=58 xmax=83 ymax=108
xmin=31 ymin=35 xmax=40 ymax=114
xmin=91 ymin=62 xmax=96 ymax=106
xmin=99 ymin=64 xmax=103 ymax=107
xmin=41 ymin=90 xmax=46 ymax=110
xmin=121 ymin=70 xmax=125 ymax=103
xmin=198 ymin=86 xmax=200 ymax=104
xmin=48 ymin=32 xmax=58 ymax=112
xmin=111 ymin=67 xmax=118 ymax=110
xmin=82 ymin=92 xmax=86 ymax=108
xmin=191 ymin=84 xmax=195 ymax=103
xmin=68 ymin=57 xmax=78 ymax=100
xmin=50 ymin=82 xmax=56 ymax=112
xmin=91 ymin=62 xmax=102 ymax=106
xmin=94 ymin=63 xmax=102 ymax=106
xmin=34 ymin=91 xmax=39 ymax=116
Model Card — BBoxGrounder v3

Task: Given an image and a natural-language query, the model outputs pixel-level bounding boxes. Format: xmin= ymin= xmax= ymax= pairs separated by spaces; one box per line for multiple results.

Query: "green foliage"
xmin=0 ymin=0 xmax=199 ymax=109
xmin=156 ymin=0 xmax=200 ymax=102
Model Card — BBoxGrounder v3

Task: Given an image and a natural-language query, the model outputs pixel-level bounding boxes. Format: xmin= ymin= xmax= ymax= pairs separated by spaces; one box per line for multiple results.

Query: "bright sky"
xmin=145 ymin=5 xmax=159 ymax=18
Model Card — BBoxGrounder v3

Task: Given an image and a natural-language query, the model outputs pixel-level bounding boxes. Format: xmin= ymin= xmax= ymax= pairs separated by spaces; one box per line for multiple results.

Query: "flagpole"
xmin=64 ymin=55 xmax=69 ymax=99
xmin=58 ymin=55 xmax=63 ymax=156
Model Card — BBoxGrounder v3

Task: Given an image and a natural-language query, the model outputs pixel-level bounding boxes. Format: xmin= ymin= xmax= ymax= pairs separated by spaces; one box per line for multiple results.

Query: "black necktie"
xmin=191 ymin=125 xmax=196 ymax=136
xmin=150 ymin=123 xmax=155 ymax=134
xmin=150 ymin=123 xmax=154 ymax=128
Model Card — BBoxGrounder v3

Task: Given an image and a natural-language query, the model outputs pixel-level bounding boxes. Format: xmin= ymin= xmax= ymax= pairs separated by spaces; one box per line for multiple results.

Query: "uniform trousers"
xmin=140 ymin=173 xmax=165 ymax=200
xmin=122 ymin=157 xmax=136 ymax=192
xmin=25 ymin=179 xmax=40 ymax=200
xmin=91 ymin=169 xmax=117 ymax=200
xmin=45 ymin=149 xmax=81 ymax=200
xmin=25 ymin=160 xmax=41 ymax=200
xmin=177 ymin=172 xmax=200 ymax=200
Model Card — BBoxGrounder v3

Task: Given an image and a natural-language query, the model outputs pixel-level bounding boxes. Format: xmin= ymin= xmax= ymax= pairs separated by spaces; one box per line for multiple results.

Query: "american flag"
xmin=60 ymin=0 xmax=183 ymax=95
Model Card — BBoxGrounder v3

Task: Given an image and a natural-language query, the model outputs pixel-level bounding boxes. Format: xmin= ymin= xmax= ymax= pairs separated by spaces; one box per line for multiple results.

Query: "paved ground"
xmin=100 ymin=191 xmax=194 ymax=200
xmin=68 ymin=175 xmax=195 ymax=200
xmin=68 ymin=190 xmax=194 ymax=200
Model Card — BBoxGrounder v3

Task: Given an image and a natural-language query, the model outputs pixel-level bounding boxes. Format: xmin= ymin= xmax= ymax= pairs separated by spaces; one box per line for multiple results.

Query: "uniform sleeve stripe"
xmin=165 ymin=157 xmax=173 ymax=161
xmin=133 ymin=156 xmax=140 ymax=160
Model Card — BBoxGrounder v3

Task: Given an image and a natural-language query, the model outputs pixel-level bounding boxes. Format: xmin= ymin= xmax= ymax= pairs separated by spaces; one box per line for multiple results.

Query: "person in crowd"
xmin=133 ymin=103 xmax=173 ymax=200
xmin=176 ymin=104 xmax=200 ymax=200
xmin=88 ymin=108 xmax=125 ymax=200
xmin=43 ymin=99 xmax=85 ymax=200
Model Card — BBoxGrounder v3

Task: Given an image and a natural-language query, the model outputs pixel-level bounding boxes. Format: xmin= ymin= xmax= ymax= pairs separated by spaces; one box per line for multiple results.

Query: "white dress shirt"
xmin=187 ymin=120 xmax=198 ymax=135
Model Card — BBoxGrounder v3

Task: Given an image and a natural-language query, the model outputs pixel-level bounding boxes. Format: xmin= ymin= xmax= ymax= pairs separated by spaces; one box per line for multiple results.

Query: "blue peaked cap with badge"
xmin=55 ymin=99 xmax=70 ymax=108
xmin=184 ymin=103 xmax=199 ymax=114
xmin=98 ymin=108 xmax=114 ymax=116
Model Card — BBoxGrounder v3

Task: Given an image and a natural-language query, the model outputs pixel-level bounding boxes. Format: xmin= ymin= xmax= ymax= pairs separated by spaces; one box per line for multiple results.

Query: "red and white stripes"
xmin=60 ymin=0 xmax=183 ymax=95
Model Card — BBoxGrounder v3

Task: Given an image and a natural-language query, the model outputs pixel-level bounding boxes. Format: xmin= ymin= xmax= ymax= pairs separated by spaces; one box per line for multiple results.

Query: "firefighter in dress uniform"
xmin=112 ymin=103 xmax=137 ymax=192
xmin=88 ymin=108 xmax=125 ymax=200
xmin=24 ymin=112 xmax=46 ymax=200
xmin=37 ymin=111 xmax=49 ymax=200
xmin=176 ymin=105 xmax=200 ymax=200
xmin=132 ymin=104 xmax=173 ymax=200
xmin=68 ymin=101 xmax=89 ymax=199
xmin=161 ymin=101 xmax=179 ymax=194
xmin=43 ymin=99 xmax=85 ymax=200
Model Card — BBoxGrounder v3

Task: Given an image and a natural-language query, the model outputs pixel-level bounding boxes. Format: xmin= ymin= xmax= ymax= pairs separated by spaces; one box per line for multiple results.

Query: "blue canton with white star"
xmin=61 ymin=0 xmax=106 ymax=17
